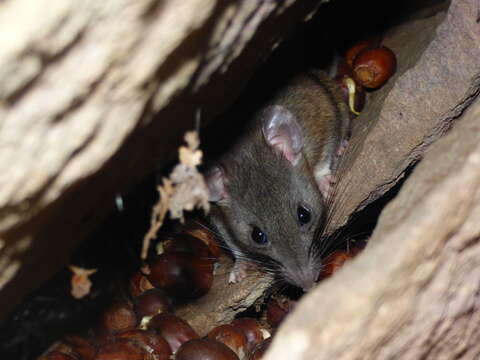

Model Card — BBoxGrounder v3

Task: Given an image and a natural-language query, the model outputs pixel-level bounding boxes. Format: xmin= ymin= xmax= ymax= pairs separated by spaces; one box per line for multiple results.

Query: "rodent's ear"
xmin=261 ymin=105 xmax=303 ymax=166
xmin=204 ymin=164 xmax=227 ymax=202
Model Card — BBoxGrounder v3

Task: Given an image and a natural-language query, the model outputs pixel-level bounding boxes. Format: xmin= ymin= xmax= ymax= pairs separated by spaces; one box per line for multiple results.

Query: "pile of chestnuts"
xmin=40 ymin=217 xmax=362 ymax=360
xmin=40 ymin=222 xmax=274 ymax=360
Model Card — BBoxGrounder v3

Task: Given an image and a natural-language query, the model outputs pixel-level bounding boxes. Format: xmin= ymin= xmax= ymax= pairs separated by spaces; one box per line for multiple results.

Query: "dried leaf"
xmin=141 ymin=130 xmax=210 ymax=259
xmin=184 ymin=130 xmax=200 ymax=150
xmin=179 ymin=146 xmax=202 ymax=167
xmin=69 ymin=265 xmax=97 ymax=299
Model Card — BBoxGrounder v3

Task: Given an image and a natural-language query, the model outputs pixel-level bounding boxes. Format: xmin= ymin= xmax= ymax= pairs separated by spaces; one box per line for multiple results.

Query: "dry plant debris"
xmin=141 ymin=131 xmax=210 ymax=259
xmin=69 ymin=265 xmax=97 ymax=299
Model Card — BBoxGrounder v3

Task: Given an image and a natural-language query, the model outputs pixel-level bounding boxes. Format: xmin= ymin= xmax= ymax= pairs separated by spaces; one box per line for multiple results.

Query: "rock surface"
xmin=0 ymin=0 xmax=323 ymax=319
xmin=327 ymin=0 xmax=480 ymax=232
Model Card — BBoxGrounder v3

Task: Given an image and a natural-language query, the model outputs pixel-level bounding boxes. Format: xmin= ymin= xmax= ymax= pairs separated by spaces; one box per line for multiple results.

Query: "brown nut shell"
xmin=40 ymin=351 xmax=78 ymax=360
xmin=148 ymin=313 xmax=199 ymax=353
xmin=320 ymin=248 xmax=362 ymax=279
xmin=117 ymin=329 xmax=172 ymax=360
xmin=130 ymin=270 xmax=154 ymax=297
xmin=247 ymin=338 xmax=272 ymax=360
xmin=266 ymin=297 xmax=296 ymax=328
xmin=344 ymin=37 xmax=381 ymax=68
xmin=100 ymin=301 xmax=138 ymax=334
xmin=64 ymin=336 xmax=97 ymax=360
xmin=230 ymin=318 xmax=267 ymax=352
xmin=176 ymin=338 xmax=239 ymax=360
xmin=134 ymin=288 xmax=172 ymax=319
xmin=352 ymin=46 xmax=397 ymax=89
xmin=95 ymin=339 xmax=148 ymax=360
xmin=208 ymin=324 xmax=248 ymax=358
xmin=147 ymin=252 xmax=213 ymax=301
xmin=183 ymin=221 xmax=221 ymax=258
xmin=162 ymin=233 xmax=213 ymax=261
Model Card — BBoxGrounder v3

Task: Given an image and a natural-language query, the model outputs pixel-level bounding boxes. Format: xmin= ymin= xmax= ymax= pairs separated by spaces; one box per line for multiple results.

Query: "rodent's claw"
xmin=318 ymin=174 xmax=336 ymax=200
xmin=337 ymin=139 xmax=349 ymax=156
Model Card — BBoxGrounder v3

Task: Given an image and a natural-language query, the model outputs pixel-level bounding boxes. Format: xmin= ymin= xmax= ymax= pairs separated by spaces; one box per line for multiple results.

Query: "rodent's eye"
xmin=251 ymin=226 xmax=268 ymax=245
xmin=297 ymin=206 xmax=311 ymax=225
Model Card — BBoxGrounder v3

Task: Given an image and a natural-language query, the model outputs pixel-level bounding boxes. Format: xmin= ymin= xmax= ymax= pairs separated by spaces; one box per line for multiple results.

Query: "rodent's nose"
xmin=286 ymin=268 xmax=318 ymax=292
xmin=300 ymin=267 xmax=319 ymax=292
xmin=301 ymin=279 xmax=316 ymax=293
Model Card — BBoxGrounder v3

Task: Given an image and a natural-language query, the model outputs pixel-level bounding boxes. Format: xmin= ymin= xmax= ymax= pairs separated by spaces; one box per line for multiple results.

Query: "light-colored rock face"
xmin=0 ymin=0 xmax=324 ymax=320
xmin=3 ymin=1 xmax=480 ymax=359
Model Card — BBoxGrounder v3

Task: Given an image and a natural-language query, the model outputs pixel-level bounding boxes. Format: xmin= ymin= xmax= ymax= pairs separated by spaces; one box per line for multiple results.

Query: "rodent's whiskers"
xmin=317 ymin=126 xmax=366 ymax=255
xmin=195 ymin=219 xmax=283 ymax=276
xmin=227 ymin=248 xmax=281 ymax=277
xmin=191 ymin=219 xmax=223 ymax=238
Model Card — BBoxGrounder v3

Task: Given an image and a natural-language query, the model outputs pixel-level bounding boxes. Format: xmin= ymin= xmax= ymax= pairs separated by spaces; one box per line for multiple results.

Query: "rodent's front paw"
xmin=337 ymin=139 xmax=349 ymax=156
xmin=317 ymin=173 xmax=336 ymax=200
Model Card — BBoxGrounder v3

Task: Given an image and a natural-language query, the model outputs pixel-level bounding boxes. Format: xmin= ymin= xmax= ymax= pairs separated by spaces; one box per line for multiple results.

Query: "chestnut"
xmin=176 ymin=338 xmax=239 ymax=360
xmin=64 ymin=336 xmax=97 ymax=360
xmin=147 ymin=252 xmax=213 ymax=301
xmin=134 ymin=288 xmax=172 ymax=320
xmin=94 ymin=339 xmax=147 ymax=360
xmin=183 ymin=221 xmax=221 ymax=258
xmin=117 ymin=329 xmax=171 ymax=360
xmin=148 ymin=313 xmax=199 ymax=353
xmin=230 ymin=318 xmax=269 ymax=352
xmin=162 ymin=233 xmax=213 ymax=261
xmin=208 ymin=324 xmax=248 ymax=359
xmin=41 ymin=351 xmax=78 ymax=360
xmin=100 ymin=301 xmax=138 ymax=334
xmin=247 ymin=338 xmax=272 ymax=360
xmin=320 ymin=248 xmax=361 ymax=279
xmin=130 ymin=270 xmax=154 ymax=297
xmin=344 ymin=37 xmax=381 ymax=68
xmin=266 ymin=297 xmax=296 ymax=328
xmin=352 ymin=46 xmax=397 ymax=89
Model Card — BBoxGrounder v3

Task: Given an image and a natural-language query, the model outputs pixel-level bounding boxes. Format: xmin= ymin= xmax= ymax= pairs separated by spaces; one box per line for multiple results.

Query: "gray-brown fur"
xmin=268 ymin=71 xmax=349 ymax=170
xmin=205 ymin=71 xmax=349 ymax=290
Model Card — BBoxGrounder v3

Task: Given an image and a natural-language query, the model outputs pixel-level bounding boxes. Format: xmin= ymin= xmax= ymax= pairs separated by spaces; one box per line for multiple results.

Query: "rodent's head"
xmin=206 ymin=105 xmax=326 ymax=291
